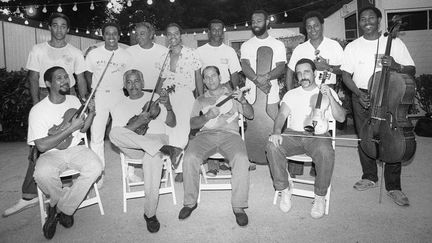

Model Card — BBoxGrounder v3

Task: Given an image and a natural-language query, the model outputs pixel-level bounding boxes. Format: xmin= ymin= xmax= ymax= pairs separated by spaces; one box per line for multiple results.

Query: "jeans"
xmin=182 ymin=130 xmax=250 ymax=208
xmin=352 ymin=93 xmax=402 ymax=191
xmin=33 ymin=146 xmax=102 ymax=215
xmin=109 ymin=127 xmax=169 ymax=217
xmin=265 ymin=131 xmax=334 ymax=196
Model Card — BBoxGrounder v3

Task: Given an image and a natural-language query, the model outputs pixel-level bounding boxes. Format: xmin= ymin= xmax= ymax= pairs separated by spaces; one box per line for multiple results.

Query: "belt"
xmin=359 ymin=88 xmax=368 ymax=93
xmin=39 ymin=87 xmax=49 ymax=91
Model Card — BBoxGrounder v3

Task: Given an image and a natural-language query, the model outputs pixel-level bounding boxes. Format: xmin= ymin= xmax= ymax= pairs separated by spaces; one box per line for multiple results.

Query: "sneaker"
xmin=58 ymin=212 xmax=74 ymax=228
xmin=233 ymin=208 xmax=248 ymax=227
xmin=43 ymin=205 xmax=59 ymax=239
xmin=249 ymin=163 xmax=256 ymax=171
xmin=279 ymin=188 xmax=292 ymax=213
xmin=144 ymin=214 xmax=160 ymax=233
xmin=219 ymin=162 xmax=230 ymax=171
xmin=206 ymin=169 xmax=218 ymax=177
xmin=387 ymin=190 xmax=410 ymax=206
xmin=2 ymin=198 xmax=39 ymax=217
xmin=311 ymin=195 xmax=326 ymax=219
xmin=353 ymin=179 xmax=378 ymax=191
xmin=159 ymin=145 xmax=183 ymax=170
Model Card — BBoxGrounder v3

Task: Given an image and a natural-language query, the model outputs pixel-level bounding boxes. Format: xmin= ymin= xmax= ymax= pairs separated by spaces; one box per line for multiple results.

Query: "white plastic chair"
xmin=272 ymin=119 xmax=336 ymax=215
xmin=37 ymin=136 xmax=104 ymax=227
xmin=198 ymin=115 xmax=245 ymax=203
xmin=120 ymin=151 xmax=177 ymax=213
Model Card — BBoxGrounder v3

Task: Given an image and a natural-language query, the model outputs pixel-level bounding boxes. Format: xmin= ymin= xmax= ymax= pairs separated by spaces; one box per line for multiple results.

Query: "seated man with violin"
xmin=109 ymin=69 xmax=182 ymax=233
xmin=266 ymin=58 xmax=346 ymax=219
xmin=178 ymin=66 xmax=253 ymax=227
xmin=30 ymin=66 xmax=103 ymax=239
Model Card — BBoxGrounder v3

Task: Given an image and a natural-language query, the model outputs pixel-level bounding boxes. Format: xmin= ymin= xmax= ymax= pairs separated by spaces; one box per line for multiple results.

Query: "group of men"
xmin=2 ymin=5 xmax=416 ymax=239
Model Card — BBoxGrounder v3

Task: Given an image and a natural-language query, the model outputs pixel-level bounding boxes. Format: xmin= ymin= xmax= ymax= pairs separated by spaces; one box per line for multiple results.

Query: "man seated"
xmin=109 ymin=69 xmax=182 ymax=233
xmin=178 ymin=66 xmax=253 ymax=227
xmin=30 ymin=66 xmax=102 ymax=239
xmin=265 ymin=58 xmax=346 ymax=219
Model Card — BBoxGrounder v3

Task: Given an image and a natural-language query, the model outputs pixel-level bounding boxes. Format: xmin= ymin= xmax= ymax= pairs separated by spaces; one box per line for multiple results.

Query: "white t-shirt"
xmin=288 ymin=37 xmax=343 ymax=85
xmin=341 ymin=35 xmax=415 ymax=89
xmin=127 ymin=43 xmax=168 ymax=89
xmin=197 ymin=43 xmax=241 ymax=84
xmin=281 ymin=86 xmax=341 ymax=132
xmin=111 ymin=94 xmax=167 ymax=135
xmin=85 ymin=46 xmax=131 ymax=91
xmin=26 ymin=42 xmax=87 ymax=88
xmin=240 ymin=36 xmax=287 ymax=104
xmin=27 ymin=95 xmax=85 ymax=151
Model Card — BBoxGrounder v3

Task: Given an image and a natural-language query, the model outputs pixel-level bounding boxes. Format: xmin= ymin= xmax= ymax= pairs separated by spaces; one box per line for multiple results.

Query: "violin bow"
xmin=74 ymin=52 xmax=115 ymax=119
xmin=281 ymin=133 xmax=360 ymax=141
xmin=146 ymin=47 xmax=172 ymax=112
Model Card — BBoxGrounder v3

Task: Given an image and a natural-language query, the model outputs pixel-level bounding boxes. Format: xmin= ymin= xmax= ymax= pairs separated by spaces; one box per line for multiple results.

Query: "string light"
xmin=127 ymin=32 xmax=130 ymax=36
xmin=170 ymin=0 xmax=175 ymax=2
xmin=127 ymin=0 xmax=132 ymax=7
xmin=107 ymin=2 xmax=113 ymax=9
xmin=234 ymin=25 xmax=237 ymax=30
xmin=14 ymin=7 xmax=20 ymax=14
xmin=86 ymin=30 xmax=90 ymax=34
xmin=284 ymin=11 xmax=288 ymax=17
xmin=202 ymin=30 xmax=206 ymax=34
xmin=120 ymin=32 xmax=123 ymax=36
xmin=132 ymin=30 xmax=136 ymax=34
xmin=7 ymin=17 xmax=12 ymax=21
xmin=28 ymin=6 xmax=34 ymax=14
xmin=57 ymin=4 xmax=63 ymax=12
xmin=73 ymin=3 xmax=78 ymax=12
xmin=90 ymin=1 xmax=95 ymax=10
xmin=24 ymin=20 xmax=28 ymax=25
xmin=94 ymin=31 xmax=98 ymax=35
xmin=245 ymin=22 xmax=248 ymax=27
xmin=75 ymin=28 xmax=79 ymax=33
xmin=39 ymin=22 xmax=42 ymax=27
xmin=193 ymin=32 xmax=196 ymax=35
xmin=147 ymin=0 xmax=153 ymax=5
xmin=42 ymin=5 xmax=47 ymax=13
xmin=270 ymin=15 xmax=275 ymax=22
xmin=223 ymin=27 xmax=226 ymax=31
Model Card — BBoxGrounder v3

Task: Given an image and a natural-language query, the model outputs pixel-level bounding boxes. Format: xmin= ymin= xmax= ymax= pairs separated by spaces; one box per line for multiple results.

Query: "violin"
xmin=304 ymin=71 xmax=330 ymax=135
xmin=48 ymin=52 xmax=114 ymax=150
xmin=359 ymin=16 xmax=416 ymax=163
xmin=202 ymin=87 xmax=250 ymax=129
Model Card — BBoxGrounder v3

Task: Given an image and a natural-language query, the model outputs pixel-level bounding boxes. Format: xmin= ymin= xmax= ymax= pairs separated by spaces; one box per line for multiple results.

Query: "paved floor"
xmin=1 ymin=129 xmax=432 ymax=242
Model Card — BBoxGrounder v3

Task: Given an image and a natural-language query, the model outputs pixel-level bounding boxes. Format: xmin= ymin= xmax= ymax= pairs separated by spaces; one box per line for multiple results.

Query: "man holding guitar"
xmin=179 ymin=66 xmax=253 ymax=227
xmin=266 ymin=59 xmax=345 ymax=219
xmin=30 ymin=66 xmax=102 ymax=239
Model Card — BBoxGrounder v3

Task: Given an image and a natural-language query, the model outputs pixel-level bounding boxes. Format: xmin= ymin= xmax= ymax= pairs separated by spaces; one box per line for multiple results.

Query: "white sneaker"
xmin=311 ymin=195 xmax=326 ymax=219
xmin=2 ymin=198 xmax=39 ymax=217
xmin=279 ymin=188 xmax=292 ymax=213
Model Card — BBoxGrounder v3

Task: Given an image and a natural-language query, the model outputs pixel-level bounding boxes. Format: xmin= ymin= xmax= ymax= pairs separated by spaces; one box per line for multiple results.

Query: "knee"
xmin=34 ymin=160 xmax=56 ymax=183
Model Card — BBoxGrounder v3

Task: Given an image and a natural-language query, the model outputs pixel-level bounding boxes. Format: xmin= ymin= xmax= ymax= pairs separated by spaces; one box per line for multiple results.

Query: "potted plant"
xmin=414 ymin=74 xmax=432 ymax=137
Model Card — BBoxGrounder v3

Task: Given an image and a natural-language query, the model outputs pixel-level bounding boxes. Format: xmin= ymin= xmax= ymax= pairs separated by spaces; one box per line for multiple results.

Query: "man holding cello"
xmin=266 ymin=58 xmax=345 ymax=219
xmin=341 ymin=6 xmax=416 ymax=206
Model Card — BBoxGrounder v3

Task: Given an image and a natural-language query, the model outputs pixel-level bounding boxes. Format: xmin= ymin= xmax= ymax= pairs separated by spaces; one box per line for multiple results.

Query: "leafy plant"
xmin=415 ymin=74 xmax=432 ymax=117
xmin=0 ymin=68 xmax=32 ymax=141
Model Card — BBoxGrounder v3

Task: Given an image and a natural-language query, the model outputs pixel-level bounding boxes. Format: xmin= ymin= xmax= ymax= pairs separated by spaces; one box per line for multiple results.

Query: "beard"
xmin=59 ymin=86 xmax=70 ymax=95
xmin=252 ymin=25 xmax=267 ymax=36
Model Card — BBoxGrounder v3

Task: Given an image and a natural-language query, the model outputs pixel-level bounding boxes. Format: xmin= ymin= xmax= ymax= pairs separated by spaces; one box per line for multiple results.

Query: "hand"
xmin=381 ymin=55 xmax=398 ymax=70
xmin=257 ymin=82 xmax=271 ymax=94
xmin=269 ymin=134 xmax=283 ymax=147
xmin=319 ymin=84 xmax=332 ymax=97
xmin=232 ymin=89 xmax=246 ymax=103
xmin=359 ymin=92 xmax=371 ymax=109
xmin=158 ymin=94 xmax=172 ymax=110
xmin=314 ymin=56 xmax=330 ymax=71
xmin=205 ymin=107 xmax=220 ymax=120
xmin=69 ymin=114 xmax=85 ymax=132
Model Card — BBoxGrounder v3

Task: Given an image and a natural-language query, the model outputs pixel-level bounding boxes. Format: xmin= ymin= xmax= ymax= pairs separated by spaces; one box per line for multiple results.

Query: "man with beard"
xmin=3 ymin=13 xmax=88 ymax=218
xmin=126 ymin=22 xmax=169 ymax=182
xmin=197 ymin=19 xmax=242 ymax=177
xmin=341 ymin=6 xmax=415 ymax=206
xmin=109 ymin=69 xmax=181 ymax=233
xmin=285 ymin=11 xmax=344 ymax=178
xmin=266 ymin=58 xmax=345 ymax=219
xmin=85 ymin=22 xmax=131 ymax=187
xmin=30 ymin=66 xmax=102 ymax=239
xmin=240 ymin=10 xmax=287 ymax=164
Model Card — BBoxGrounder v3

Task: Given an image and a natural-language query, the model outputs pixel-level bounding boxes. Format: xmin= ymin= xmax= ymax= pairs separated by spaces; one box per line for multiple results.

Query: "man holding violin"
xmin=109 ymin=69 xmax=182 ymax=233
xmin=341 ymin=6 xmax=415 ymax=207
xmin=178 ymin=66 xmax=253 ymax=227
xmin=30 ymin=66 xmax=102 ymax=239
xmin=266 ymin=58 xmax=345 ymax=219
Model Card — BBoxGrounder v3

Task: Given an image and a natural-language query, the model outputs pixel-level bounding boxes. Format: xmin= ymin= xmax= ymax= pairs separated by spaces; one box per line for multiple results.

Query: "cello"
xmin=359 ymin=17 xmax=416 ymax=163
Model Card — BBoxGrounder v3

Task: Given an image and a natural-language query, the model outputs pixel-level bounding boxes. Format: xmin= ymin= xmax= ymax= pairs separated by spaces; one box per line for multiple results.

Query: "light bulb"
xmin=270 ymin=16 xmax=275 ymax=22
xmin=24 ymin=20 xmax=29 ymax=25
xmin=15 ymin=7 xmax=20 ymax=14
xmin=90 ymin=1 xmax=95 ymax=10
xmin=75 ymin=28 xmax=79 ymax=33
xmin=223 ymin=27 xmax=226 ymax=31
xmin=193 ymin=32 xmax=196 ymax=35
xmin=127 ymin=32 xmax=130 ymax=36
xmin=284 ymin=11 xmax=287 ymax=17
xmin=147 ymin=0 xmax=153 ymax=5
xmin=127 ymin=0 xmax=132 ymax=7
xmin=170 ymin=0 xmax=175 ymax=2
xmin=8 ymin=17 xmax=12 ymax=21
xmin=234 ymin=25 xmax=237 ymax=30
xmin=245 ymin=22 xmax=248 ymax=27
xmin=132 ymin=30 xmax=136 ymax=34
xmin=86 ymin=30 xmax=90 ymax=34
xmin=161 ymin=33 xmax=164 ymax=37
xmin=107 ymin=2 xmax=113 ymax=9
xmin=73 ymin=3 xmax=78 ymax=12
xmin=57 ymin=4 xmax=63 ymax=12
xmin=94 ymin=31 xmax=98 ymax=35
xmin=203 ymin=30 xmax=206 ymax=34
xmin=120 ymin=32 xmax=123 ymax=36
xmin=29 ymin=7 xmax=34 ymax=14
xmin=42 ymin=5 xmax=47 ymax=13
xmin=39 ymin=22 xmax=42 ymax=27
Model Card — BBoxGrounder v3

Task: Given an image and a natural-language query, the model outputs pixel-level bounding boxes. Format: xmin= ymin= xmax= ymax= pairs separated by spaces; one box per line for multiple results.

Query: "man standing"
xmin=110 ymin=69 xmax=181 ymax=233
xmin=341 ymin=6 xmax=416 ymax=206
xmin=3 ymin=13 xmax=88 ymax=218
xmin=179 ymin=66 xmax=253 ymax=227
xmin=286 ymin=11 xmax=344 ymax=177
xmin=86 ymin=22 xmax=131 ymax=186
xmin=197 ymin=19 xmax=242 ymax=177
xmin=30 ymin=66 xmax=102 ymax=239
xmin=266 ymin=58 xmax=345 ymax=219
xmin=127 ymin=22 xmax=169 ymax=90
xmin=240 ymin=10 xmax=286 ymax=164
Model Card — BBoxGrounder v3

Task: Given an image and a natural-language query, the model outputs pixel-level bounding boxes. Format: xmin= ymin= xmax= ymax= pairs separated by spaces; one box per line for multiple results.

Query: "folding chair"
xmin=198 ymin=115 xmax=245 ymax=202
xmin=120 ymin=151 xmax=176 ymax=212
xmin=37 ymin=136 xmax=104 ymax=227
xmin=273 ymin=119 xmax=336 ymax=215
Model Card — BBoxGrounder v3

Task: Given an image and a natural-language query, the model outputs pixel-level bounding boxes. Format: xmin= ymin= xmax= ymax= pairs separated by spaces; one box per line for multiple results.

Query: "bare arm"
xmin=84 ymin=71 xmax=93 ymax=92
xmin=240 ymin=59 xmax=256 ymax=81
xmin=268 ymin=102 xmax=290 ymax=147
xmin=285 ymin=68 xmax=295 ymax=91
xmin=230 ymin=71 xmax=240 ymax=89
xmin=190 ymin=107 xmax=219 ymax=130
xmin=28 ymin=70 xmax=40 ymax=105
xmin=75 ymin=72 xmax=88 ymax=100
xmin=195 ymin=69 xmax=204 ymax=97
xmin=321 ymin=85 xmax=346 ymax=123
